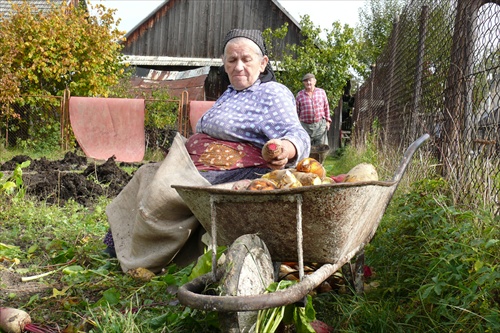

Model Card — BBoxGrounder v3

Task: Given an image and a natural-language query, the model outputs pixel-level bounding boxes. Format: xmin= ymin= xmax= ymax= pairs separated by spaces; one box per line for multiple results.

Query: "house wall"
xmin=122 ymin=0 xmax=302 ymax=59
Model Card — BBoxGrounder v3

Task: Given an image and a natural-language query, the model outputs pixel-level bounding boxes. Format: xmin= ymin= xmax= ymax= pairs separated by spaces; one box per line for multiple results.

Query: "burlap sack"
xmin=106 ymin=133 xmax=211 ymax=273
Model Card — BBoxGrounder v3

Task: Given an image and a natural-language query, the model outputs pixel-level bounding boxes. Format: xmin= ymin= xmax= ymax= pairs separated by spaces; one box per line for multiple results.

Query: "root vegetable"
xmin=262 ymin=140 xmax=283 ymax=161
xmin=231 ymin=179 xmax=252 ymax=190
xmin=292 ymin=171 xmax=322 ymax=186
xmin=246 ymin=178 xmax=278 ymax=191
xmin=261 ymin=170 xmax=301 ymax=188
xmin=344 ymin=163 xmax=379 ymax=182
xmin=331 ymin=174 xmax=347 ymax=183
xmin=127 ymin=267 xmax=156 ymax=281
xmin=261 ymin=169 xmax=288 ymax=182
xmin=277 ymin=170 xmax=302 ymax=189
xmin=296 ymin=158 xmax=326 ymax=179
xmin=310 ymin=320 xmax=334 ymax=333
xmin=321 ymin=177 xmax=334 ymax=184
xmin=0 ymin=307 xmax=31 ymax=333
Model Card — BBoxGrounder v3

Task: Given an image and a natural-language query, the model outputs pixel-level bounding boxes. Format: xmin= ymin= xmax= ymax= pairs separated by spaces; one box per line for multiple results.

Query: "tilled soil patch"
xmin=1 ymin=151 xmax=141 ymax=206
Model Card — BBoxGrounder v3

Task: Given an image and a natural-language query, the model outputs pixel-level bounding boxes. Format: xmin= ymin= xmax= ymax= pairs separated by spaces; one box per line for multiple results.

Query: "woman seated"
xmin=104 ymin=29 xmax=311 ymax=274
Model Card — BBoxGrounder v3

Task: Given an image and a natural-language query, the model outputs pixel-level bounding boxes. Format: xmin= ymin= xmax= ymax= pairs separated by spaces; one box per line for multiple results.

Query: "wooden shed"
xmin=121 ymin=0 xmax=304 ymax=101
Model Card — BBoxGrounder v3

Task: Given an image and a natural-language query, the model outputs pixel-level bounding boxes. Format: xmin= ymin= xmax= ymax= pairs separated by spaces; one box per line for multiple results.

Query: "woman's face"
xmin=223 ymin=38 xmax=268 ymax=91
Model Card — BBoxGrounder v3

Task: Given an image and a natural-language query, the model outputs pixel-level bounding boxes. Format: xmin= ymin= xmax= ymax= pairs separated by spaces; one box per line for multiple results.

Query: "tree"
xmin=265 ymin=15 xmax=361 ymax=109
xmin=0 ymin=0 xmax=127 ymax=106
xmin=356 ymin=0 xmax=405 ymax=78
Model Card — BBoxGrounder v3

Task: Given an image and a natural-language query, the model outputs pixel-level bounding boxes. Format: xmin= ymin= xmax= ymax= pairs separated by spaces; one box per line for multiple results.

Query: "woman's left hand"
xmin=262 ymin=139 xmax=296 ymax=170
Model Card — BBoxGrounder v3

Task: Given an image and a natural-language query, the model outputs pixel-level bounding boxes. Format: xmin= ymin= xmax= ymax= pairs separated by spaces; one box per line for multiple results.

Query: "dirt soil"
xmin=1 ymin=151 xmax=141 ymax=206
xmin=0 ymin=152 xmax=142 ymax=308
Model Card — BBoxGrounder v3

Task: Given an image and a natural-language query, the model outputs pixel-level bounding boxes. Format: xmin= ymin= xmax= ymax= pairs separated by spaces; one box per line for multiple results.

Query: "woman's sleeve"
xmin=261 ymin=84 xmax=311 ymax=164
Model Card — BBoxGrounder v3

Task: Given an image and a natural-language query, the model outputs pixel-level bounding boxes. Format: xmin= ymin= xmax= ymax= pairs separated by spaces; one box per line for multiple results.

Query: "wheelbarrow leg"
xmin=341 ymin=250 xmax=365 ymax=294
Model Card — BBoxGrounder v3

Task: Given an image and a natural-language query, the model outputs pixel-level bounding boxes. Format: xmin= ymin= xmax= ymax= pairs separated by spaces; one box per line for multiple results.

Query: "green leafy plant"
xmin=189 ymin=246 xmax=227 ymax=281
xmin=0 ymin=160 xmax=30 ymax=198
xmin=256 ymin=280 xmax=316 ymax=333
xmin=0 ymin=1 xmax=126 ymax=103
xmin=265 ymin=16 xmax=361 ymax=109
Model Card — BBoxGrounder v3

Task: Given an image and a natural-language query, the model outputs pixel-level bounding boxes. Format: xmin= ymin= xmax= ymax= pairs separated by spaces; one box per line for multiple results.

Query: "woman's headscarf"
xmin=220 ymin=29 xmax=276 ymax=83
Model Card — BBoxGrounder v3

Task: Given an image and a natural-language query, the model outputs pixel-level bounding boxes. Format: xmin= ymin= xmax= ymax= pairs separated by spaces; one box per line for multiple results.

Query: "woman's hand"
xmin=262 ymin=139 xmax=297 ymax=170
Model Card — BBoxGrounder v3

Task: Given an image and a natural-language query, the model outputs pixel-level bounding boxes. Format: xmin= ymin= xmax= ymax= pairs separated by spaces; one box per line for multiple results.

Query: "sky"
xmin=91 ymin=0 xmax=367 ymax=33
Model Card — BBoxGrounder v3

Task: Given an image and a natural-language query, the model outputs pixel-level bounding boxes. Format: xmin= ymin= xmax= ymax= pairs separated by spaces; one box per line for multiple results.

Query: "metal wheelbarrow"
xmin=173 ymin=134 xmax=430 ymax=331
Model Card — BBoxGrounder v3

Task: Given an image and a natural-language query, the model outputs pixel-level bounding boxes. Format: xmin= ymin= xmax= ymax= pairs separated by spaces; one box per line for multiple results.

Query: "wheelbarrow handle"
xmin=178 ymin=254 xmax=355 ymax=312
xmin=391 ymin=133 xmax=430 ymax=182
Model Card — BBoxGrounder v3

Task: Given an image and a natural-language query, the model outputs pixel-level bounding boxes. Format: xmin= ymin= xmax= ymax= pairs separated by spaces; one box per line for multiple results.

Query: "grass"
xmin=313 ymin=178 xmax=500 ymax=332
xmin=0 ymin=195 xmax=220 ymax=332
xmin=1 ymin=138 xmax=499 ymax=332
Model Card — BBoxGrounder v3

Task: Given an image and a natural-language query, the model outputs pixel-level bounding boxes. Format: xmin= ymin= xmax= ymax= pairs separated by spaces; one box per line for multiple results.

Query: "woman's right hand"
xmin=262 ymin=139 xmax=296 ymax=170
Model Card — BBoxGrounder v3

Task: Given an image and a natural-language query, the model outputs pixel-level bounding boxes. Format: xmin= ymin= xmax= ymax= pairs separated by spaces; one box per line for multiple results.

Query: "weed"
xmin=0 ymin=160 xmax=30 ymax=198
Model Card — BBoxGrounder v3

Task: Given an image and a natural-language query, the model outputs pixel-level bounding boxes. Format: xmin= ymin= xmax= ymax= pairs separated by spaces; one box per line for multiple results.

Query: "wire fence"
xmin=1 ymin=95 xmax=67 ymax=151
xmin=0 ymin=94 xmax=183 ymax=154
xmin=353 ymin=0 xmax=500 ymax=214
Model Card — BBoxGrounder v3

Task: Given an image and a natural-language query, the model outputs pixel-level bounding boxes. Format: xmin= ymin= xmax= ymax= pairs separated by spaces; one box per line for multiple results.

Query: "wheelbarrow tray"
xmin=173 ymin=180 xmax=397 ymax=264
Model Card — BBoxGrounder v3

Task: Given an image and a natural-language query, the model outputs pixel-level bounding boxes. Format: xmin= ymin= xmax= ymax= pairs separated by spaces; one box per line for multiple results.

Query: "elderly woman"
xmin=105 ymin=29 xmax=310 ymax=273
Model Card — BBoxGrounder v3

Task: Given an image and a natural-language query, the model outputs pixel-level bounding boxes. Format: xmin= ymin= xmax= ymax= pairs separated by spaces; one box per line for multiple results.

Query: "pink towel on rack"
xmin=69 ymin=97 xmax=145 ymax=162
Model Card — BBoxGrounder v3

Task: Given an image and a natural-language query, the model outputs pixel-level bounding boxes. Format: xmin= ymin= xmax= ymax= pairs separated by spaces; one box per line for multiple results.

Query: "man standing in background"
xmin=296 ymin=73 xmax=331 ymax=146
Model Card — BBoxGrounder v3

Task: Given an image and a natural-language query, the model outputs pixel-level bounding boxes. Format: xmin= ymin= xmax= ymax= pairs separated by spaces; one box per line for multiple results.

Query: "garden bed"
xmin=1 ymin=152 xmax=139 ymax=206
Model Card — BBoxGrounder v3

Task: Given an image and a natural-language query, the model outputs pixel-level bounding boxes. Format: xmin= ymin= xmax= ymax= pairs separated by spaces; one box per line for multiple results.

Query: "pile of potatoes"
xmin=232 ymin=158 xmax=379 ymax=191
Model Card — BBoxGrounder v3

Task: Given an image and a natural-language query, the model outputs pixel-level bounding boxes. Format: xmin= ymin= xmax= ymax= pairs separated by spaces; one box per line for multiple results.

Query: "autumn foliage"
xmin=0 ymin=1 xmax=127 ymax=105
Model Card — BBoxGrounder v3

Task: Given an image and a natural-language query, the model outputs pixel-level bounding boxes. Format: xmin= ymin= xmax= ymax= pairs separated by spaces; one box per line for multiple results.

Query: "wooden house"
xmin=121 ymin=0 xmax=304 ymax=101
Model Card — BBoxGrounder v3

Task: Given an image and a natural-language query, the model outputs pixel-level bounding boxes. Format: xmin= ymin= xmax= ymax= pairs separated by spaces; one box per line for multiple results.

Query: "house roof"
xmin=0 ymin=0 xmax=78 ymax=17
xmin=123 ymin=55 xmax=223 ymax=68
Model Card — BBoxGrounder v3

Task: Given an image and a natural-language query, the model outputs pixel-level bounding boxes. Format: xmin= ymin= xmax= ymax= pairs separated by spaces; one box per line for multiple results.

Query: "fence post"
xmin=61 ymin=88 xmax=71 ymax=150
xmin=412 ymin=6 xmax=429 ymax=140
xmin=179 ymin=90 xmax=189 ymax=137
xmin=441 ymin=0 xmax=481 ymax=176
xmin=368 ymin=64 xmax=375 ymax=141
xmin=331 ymin=96 xmax=342 ymax=151
xmin=4 ymin=103 xmax=9 ymax=148
xmin=385 ymin=18 xmax=400 ymax=146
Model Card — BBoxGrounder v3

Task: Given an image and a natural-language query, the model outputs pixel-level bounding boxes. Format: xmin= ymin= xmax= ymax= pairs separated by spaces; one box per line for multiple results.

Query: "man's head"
xmin=222 ymin=29 xmax=270 ymax=91
xmin=302 ymin=73 xmax=316 ymax=92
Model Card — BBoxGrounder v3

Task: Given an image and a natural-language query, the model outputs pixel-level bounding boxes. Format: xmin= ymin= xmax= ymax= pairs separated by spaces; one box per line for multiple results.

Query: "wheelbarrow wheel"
xmin=219 ymin=234 xmax=274 ymax=333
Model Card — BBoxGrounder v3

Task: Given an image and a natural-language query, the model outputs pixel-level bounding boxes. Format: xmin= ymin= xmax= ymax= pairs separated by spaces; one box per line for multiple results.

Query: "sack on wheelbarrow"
xmin=106 ymin=133 xmax=211 ymax=274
